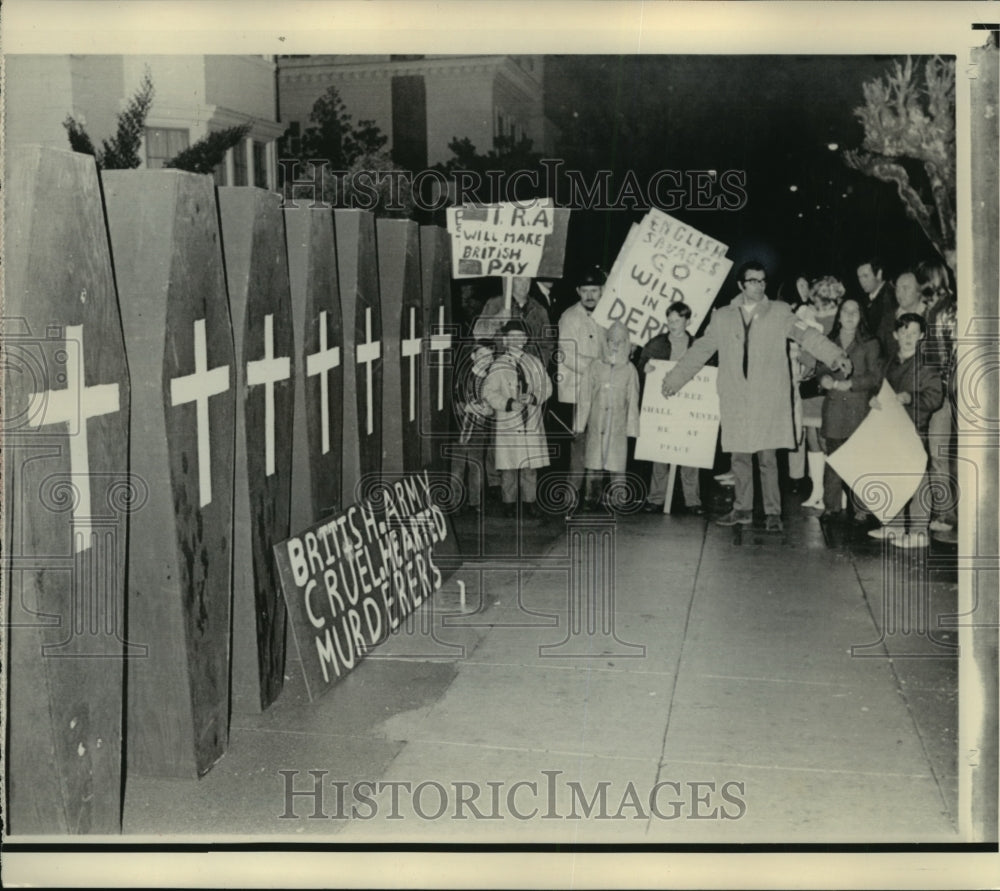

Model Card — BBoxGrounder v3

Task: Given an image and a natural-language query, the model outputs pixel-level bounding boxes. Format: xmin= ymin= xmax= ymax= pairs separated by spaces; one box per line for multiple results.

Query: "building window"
xmin=253 ymin=141 xmax=268 ymax=188
xmin=233 ymin=139 xmax=248 ymax=186
xmin=145 ymin=127 xmax=189 ymax=169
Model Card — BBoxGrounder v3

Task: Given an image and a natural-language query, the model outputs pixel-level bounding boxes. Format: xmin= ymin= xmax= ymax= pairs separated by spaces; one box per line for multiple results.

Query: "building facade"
xmin=5 ymin=54 xmax=284 ymax=188
xmin=276 ymin=54 xmax=556 ymax=170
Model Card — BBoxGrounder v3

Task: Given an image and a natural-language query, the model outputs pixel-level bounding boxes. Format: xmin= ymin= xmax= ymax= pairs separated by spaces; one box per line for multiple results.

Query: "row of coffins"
xmin=3 ymin=146 xmax=455 ymax=833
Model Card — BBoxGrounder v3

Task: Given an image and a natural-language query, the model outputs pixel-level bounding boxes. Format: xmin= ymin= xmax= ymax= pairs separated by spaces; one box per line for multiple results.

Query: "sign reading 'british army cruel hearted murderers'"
xmin=275 ymin=470 xmax=459 ymax=700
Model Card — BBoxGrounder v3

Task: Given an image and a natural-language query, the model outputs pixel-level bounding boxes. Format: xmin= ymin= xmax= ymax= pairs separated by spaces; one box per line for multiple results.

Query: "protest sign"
xmin=635 ymin=360 xmax=720 ymax=470
xmin=594 ymin=209 xmax=732 ymax=346
xmin=446 ymin=200 xmax=555 ymax=279
xmin=827 ymin=380 xmax=927 ymax=523
xmin=275 ymin=470 xmax=459 ymax=701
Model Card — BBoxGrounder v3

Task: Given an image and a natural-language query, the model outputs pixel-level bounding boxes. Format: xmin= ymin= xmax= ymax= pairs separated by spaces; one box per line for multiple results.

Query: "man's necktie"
xmin=741 ymin=313 xmax=753 ymax=378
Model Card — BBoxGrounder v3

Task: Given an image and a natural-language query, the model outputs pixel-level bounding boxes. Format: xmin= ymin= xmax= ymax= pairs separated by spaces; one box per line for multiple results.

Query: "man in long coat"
xmin=555 ymin=267 xmax=608 ymax=497
xmin=662 ymin=260 xmax=853 ymax=531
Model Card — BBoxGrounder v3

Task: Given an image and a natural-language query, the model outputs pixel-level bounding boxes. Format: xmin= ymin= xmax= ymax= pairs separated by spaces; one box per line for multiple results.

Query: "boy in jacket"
xmin=867 ymin=313 xmax=944 ymax=549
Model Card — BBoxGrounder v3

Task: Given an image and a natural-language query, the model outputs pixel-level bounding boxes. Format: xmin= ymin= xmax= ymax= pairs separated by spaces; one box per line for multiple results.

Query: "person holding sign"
xmin=865 ymin=313 xmax=944 ymax=549
xmin=482 ymin=318 xmax=553 ymax=519
xmin=814 ymin=298 xmax=883 ymax=522
xmin=661 ymin=261 xmax=852 ymax=532
xmin=476 ymin=276 xmax=554 ymax=369
xmin=637 ymin=301 xmax=704 ymax=513
xmin=555 ymin=266 xmax=609 ymax=500
xmin=574 ymin=322 xmax=640 ymax=513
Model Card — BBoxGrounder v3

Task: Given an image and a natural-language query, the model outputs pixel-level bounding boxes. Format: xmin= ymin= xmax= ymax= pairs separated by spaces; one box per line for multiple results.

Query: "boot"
xmin=802 ymin=451 xmax=826 ymax=510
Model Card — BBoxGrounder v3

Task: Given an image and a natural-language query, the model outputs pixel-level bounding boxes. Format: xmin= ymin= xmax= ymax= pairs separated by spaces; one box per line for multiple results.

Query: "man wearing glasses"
xmin=661 ymin=261 xmax=853 ymax=531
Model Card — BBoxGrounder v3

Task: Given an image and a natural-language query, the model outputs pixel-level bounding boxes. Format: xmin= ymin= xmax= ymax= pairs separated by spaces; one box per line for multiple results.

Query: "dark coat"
xmin=863 ymin=281 xmax=895 ymax=352
xmin=815 ymin=336 xmax=883 ymax=440
xmin=883 ymin=347 xmax=945 ymax=435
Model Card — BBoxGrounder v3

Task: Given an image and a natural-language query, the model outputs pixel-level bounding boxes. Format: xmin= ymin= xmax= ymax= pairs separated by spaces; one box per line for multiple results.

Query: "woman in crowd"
xmin=814 ymin=298 xmax=883 ymax=523
xmin=781 ymin=274 xmax=813 ymax=491
xmin=916 ymin=259 xmax=958 ymax=541
xmin=795 ymin=275 xmax=846 ymax=510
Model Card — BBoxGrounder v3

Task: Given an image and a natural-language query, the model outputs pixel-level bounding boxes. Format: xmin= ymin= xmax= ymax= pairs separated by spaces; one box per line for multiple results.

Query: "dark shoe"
xmin=501 ymin=502 xmax=516 ymax=519
xmin=716 ymin=509 xmax=752 ymax=526
xmin=641 ymin=500 xmax=663 ymax=513
xmin=524 ymin=502 xmax=543 ymax=520
xmin=765 ymin=514 xmax=783 ymax=532
xmin=685 ymin=504 xmax=705 ymax=515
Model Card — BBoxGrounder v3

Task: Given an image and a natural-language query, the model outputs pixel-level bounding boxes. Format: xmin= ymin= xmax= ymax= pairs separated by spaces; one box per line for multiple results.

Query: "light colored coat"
xmin=482 ymin=347 xmax=553 ymax=470
xmin=663 ymin=295 xmax=846 ymax=453
xmin=556 ymin=301 xmax=606 ymax=405
xmin=577 ymin=357 xmax=640 ymax=472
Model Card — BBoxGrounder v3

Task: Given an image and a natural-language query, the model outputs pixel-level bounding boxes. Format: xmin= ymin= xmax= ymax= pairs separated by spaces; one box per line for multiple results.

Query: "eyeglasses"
xmin=743 ymin=276 xmax=766 ymax=284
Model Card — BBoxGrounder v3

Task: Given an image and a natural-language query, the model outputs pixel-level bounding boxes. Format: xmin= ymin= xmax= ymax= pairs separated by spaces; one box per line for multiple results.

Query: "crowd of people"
xmin=446 ymin=254 xmax=958 ymax=549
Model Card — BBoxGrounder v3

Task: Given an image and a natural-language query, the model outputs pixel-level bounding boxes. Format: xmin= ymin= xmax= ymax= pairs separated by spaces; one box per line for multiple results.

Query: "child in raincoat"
xmin=575 ymin=321 xmax=640 ymax=512
xmin=481 ymin=318 xmax=553 ymax=518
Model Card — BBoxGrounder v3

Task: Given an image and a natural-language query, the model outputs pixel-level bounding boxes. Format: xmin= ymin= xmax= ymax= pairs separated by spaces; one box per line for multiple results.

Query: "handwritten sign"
xmin=446 ymin=200 xmax=555 ymax=278
xmin=827 ymin=380 xmax=927 ymax=523
xmin=274 ymin=470 xmax=457 ymax=700
xmin=635 ymin=360 xmax=720 ymax=469
xmin=594 ymin=210 xmax=732 ymax=346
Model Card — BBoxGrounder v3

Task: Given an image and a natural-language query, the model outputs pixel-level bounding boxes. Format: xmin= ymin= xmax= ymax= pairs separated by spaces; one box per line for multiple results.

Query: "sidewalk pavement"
xmin=123 ymin=496 xmax=959 ymax=843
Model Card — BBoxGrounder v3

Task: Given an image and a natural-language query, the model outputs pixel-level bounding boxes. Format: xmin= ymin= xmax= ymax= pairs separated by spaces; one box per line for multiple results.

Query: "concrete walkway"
xmin=123 ymin=499 xmax=958 ymax=843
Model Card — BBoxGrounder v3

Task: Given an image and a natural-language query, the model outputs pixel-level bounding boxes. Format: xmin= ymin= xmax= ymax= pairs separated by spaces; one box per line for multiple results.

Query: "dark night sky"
xmin=542 ymin=54 xmax=943 ymax=313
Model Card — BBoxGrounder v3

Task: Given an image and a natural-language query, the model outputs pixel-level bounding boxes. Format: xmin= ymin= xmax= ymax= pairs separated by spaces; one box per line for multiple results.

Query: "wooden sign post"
xmin=103 ymin=169 xmax=236 ymax=777
xmin=3 ymin=146 xmax=131 ymax=832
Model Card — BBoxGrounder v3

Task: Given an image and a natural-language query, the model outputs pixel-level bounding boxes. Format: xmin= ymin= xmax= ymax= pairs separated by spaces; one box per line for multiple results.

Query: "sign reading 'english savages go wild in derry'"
xmin=593 ymin=210 xmax=733 ymax=347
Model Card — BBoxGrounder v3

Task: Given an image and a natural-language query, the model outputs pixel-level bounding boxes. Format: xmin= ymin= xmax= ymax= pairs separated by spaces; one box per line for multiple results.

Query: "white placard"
xmin=635 ymin=360 xmax=720 ymax=470
xmin=827 ymin=380 xmax=928 ymax=523
xmin=446 ymin=199 xmax=554 ymax=279
xmin=594 ymin=209 xmax=732 ymax=346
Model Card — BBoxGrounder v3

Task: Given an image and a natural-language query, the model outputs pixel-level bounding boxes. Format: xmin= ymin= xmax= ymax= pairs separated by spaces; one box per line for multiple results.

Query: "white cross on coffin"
xmin=27 ymin=324 xmax=121 ymax=553
xmin=246 ymin=313 xmax=291 ymax=477
xmin=401 ymin=305 xmax=422 ymax=423
xmin=428 ymin=304 xmax=452 ymax=412
xmin=170 ymin=318 xmax=231 ymax=507
xmin=356 ymin=306 xmax=381 ymax=436
xmin=306 ymin=310 xmax=341 ymax=455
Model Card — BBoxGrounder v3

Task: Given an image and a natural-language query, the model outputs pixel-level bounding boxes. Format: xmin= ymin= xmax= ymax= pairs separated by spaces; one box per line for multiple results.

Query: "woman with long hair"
xmin=796 ymin=275 xmax=845 ymax=510
xmin=916 ymin=258 xmax=958 ymax=540
xmin=815 ymin=297 xmax=884 ymax=521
